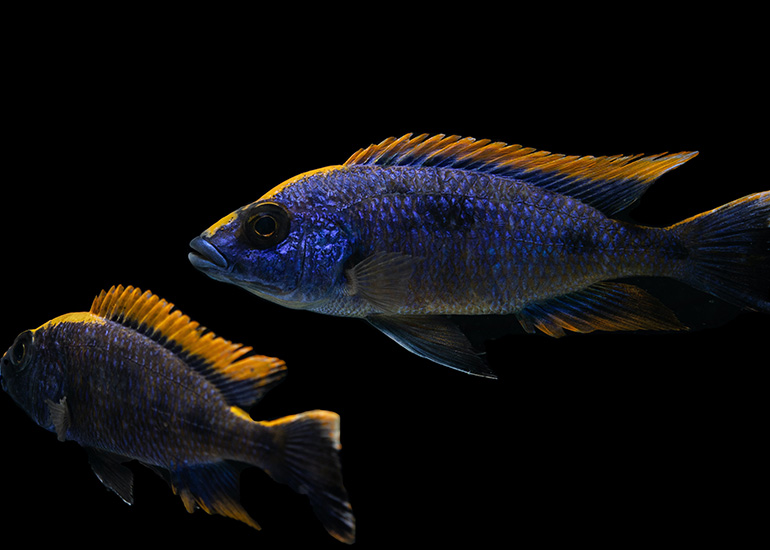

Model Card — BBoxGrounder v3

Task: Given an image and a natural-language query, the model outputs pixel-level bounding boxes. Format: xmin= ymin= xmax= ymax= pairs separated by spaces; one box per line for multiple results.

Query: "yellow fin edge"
xmin=89 ymin=285 xmax=286 ymax=383
xmin=344 ymin=133 xmax=697 ymax=186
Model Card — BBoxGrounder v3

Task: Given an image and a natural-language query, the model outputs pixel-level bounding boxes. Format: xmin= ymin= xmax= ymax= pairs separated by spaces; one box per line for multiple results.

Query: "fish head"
xmin=2 ymin=317 xmax=97 ymax=429
xmin=189 ymin=195 xmax=352 ymax=310
xmin=1 ymin=329 xmax=46 ymax=420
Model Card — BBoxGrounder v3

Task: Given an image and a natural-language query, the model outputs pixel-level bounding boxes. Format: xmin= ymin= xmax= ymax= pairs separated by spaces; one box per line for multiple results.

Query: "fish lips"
xmin=188 ymin=237 xmax=292 ymax=296
xmin=188 ymin=236 xmax=307 ymax=306
xmin=189 ymin=236 xmax=230 ymax=273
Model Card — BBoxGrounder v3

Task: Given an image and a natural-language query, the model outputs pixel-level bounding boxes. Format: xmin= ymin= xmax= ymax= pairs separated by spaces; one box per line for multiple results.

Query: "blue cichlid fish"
xmin=0 ymin=285 xmax=355 ymax=543
xmin=189 ymin=133 xmax=770 ymax=378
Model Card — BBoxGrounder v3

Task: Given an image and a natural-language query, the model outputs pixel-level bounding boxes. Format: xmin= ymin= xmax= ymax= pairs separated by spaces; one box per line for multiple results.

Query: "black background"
xmin=3 ymin=10 xmax=766 ymax=548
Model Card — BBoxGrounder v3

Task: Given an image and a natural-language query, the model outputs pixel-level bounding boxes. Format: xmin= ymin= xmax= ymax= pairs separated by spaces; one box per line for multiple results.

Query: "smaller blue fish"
xmin=0 ymin=285 xmax=355 ymax=543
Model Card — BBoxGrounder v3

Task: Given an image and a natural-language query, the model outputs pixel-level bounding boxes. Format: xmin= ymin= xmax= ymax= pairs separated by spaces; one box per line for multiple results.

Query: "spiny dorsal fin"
xmin=344 ymin=133 xmax=698 ymax=215
xmin=90 ymin=285 xmax=287 ymax=407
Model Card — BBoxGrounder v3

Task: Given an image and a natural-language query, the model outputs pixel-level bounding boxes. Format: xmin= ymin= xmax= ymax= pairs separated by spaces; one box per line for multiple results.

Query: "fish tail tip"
xmin=675 ymin=191 xmax=770 ymax=311
xmin=260 ymin=411 xmax=355 ymax=542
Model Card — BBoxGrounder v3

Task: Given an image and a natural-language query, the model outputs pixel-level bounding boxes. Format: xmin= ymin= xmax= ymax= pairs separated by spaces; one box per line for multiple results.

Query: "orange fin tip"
xmin=90 ymin=285 xmax=287 ymax=406
xmin=515 ymin=282 xmax=687 ymax=337
xmin=345 ymin=133 xmax=698 ymax=215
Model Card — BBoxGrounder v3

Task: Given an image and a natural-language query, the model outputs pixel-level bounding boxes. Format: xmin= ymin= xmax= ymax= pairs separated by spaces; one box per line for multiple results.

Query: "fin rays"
xmin=345 ymin=133 xmax=698 ymax=215
xmin=90 ymin=285 xmax=287 ymax=407
xmin=515 ymin=282 xmax=687 ymax=337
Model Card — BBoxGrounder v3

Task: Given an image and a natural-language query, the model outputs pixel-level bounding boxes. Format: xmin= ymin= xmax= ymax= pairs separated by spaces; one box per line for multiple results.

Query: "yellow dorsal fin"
xmin=90 ymin=285 xmax=286 ymax=407
xmin=344 ymin=133 xmax=698 ymax=215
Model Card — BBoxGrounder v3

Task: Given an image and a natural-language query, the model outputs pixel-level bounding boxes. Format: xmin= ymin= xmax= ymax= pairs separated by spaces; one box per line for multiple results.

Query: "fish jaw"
xmin=189 ymin=235 xmax=314 ymax=309
xmin=188 ymin=236 xmax=241 ymax=289
xmin=189 ymin=236 xmax=230 ymax=271
xmin=189 ymin=235 xmax=264 ymax=290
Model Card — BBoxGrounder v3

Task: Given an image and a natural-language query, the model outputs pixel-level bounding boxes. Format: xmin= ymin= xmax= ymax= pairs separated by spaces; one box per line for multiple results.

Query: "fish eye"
xmin=254 ymin=215 xmax=277 ymax=237
xmin=245 ymin=202 xmax=290 ymax=249
xmin=8 ymin=331 xmax=33 ymax=370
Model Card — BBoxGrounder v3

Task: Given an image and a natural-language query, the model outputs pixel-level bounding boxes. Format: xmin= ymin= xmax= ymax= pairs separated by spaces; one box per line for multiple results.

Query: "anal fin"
xmin=515 ymin=282 xmax=687 ymax=337
xmin=87 ymin=449 xmax=135 ymax=505
xmin=170 ymin=462 xmax=260 ymax=530
xmin=367 ymin=315 xmax=497 ymax=378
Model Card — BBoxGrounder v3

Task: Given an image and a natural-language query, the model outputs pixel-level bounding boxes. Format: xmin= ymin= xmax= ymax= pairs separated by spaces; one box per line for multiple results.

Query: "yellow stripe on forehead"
xmin=34 ymin=312 xmax=106 ymax=332
xmin=258 ymin=165 xmax=342 ymax=201
xmin=203 ymin=211 xmax=238 ymax=238
xmin=202 ymin=166 xmax=341 ymax=238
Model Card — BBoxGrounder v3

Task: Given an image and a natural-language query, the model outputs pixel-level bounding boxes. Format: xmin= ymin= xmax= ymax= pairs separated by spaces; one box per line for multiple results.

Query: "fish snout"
xmin=189 ymin=236 xmax=229 ymax=272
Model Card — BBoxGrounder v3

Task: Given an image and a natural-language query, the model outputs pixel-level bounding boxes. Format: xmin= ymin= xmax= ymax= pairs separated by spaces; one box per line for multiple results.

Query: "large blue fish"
xmin=189 ymin=133 xmax=770 ymax=378
xmin=0 ymin=285 xmax=355 ymax=543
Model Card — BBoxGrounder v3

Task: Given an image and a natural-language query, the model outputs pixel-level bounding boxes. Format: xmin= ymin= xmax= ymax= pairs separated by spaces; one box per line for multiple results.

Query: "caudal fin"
xmin=672 ymin=191 xmax=770 ymax=313
xmin=259 ymin=411 xmax=356 ymax=544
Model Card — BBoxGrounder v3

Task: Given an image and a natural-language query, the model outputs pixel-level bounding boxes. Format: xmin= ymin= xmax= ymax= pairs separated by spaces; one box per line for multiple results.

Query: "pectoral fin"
xmin=367 ymin=315 xmax=496 ymax=378
xmin=45 ymin=397 xmax=70 ymax=442
xmin=345 ymin=252 xmax=422 ymax=313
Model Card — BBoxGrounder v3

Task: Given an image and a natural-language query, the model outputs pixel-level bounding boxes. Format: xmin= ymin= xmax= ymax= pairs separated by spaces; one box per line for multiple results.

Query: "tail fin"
xmin=672 ymin=191 xmax=770 ymax=313
xmin=259 ymin=411 xmax=356 ymax=544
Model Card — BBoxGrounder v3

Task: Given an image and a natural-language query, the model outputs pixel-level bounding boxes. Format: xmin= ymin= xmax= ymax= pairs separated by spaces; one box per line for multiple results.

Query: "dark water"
xmin=3 ymin=46 xmax=766 ymax=547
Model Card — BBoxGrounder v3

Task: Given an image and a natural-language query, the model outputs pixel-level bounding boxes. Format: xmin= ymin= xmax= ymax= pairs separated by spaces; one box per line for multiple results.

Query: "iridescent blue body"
xmin=22 ymin=319 xmax=248 ymax=464
xmin=261 ymin=164 xmax=684 ymax=317
xmin=0 ymin=285 xmax=355 ymax=543
xmin=189 ymin=134 xmax=770 ymax=377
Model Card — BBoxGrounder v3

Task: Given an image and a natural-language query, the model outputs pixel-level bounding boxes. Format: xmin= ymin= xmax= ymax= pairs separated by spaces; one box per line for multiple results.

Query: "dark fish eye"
xmin=9 ymin=331 xmax=33 ymax=370
xmin=253 ymin=215 xmax=277 ymax=237
xmin=245 ymin=202 xmax=290 ymax=249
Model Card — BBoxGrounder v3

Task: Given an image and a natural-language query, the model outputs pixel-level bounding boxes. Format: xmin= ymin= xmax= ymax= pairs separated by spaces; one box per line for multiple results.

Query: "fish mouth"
xmin=188 ymin=236 xmax=304 ymax=306
xmin=189 ymin=237 xmax=229 ymax=271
